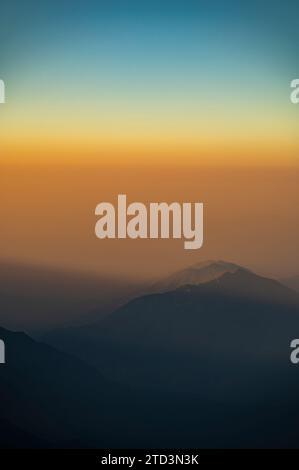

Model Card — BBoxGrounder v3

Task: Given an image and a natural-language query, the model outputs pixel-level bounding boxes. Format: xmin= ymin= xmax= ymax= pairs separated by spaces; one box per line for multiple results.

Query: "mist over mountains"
xmin=43 ymin=262 xmax=299 ymax=391
xmin=152 ymin=260 xmax=249 ymax=292
xmin=1 ymin=260 xmax=299 ymax=447
xmin=0 ymin=260 xmax=146 ymax=332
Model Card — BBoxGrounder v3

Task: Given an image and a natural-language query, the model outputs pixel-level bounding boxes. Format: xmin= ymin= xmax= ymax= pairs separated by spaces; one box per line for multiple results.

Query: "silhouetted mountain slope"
xmin=18 ymin=263 xmax=299 ymax=448
xmin=2 ymin=321 xmax=299 ymax=450
xmin=0 ymin=326 xmax=146 ymax=448
xmin=43 ymin=269 xmax=299 ymax=394
xmin=280 ymin=275 xmax=299 ymax=293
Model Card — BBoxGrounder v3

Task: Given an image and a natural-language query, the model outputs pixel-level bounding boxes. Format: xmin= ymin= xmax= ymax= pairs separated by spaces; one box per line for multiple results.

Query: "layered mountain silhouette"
xmin=3 ymin=325 xmax=229 ymax=448
xmin=0 ymin=326 xmax=150 ymax=448
xmin=3 ymin=260 xmax=299 ymax=447
xmin=43 ymin=262 xmax=299 ymax=392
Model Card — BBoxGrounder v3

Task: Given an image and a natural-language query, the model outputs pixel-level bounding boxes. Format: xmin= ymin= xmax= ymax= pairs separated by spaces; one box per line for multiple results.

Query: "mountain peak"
xmin=153 ymin=260 xmax=250 ymax=293
xmin=187 ymin=259 xmax=246 ymax=272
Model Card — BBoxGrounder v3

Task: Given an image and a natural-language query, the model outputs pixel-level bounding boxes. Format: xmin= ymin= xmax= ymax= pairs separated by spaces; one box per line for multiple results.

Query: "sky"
xmin=0 ymin=0 xmax=298 ymax=165
xmin=0 ymin=1 xmax=298 ymax=278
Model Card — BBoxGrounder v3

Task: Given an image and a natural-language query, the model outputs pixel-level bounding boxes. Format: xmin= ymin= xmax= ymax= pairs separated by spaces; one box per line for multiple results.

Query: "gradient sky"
xmin=0 ymin=1 xmax=298 ymax=279
xmin=0 ymin=0 xmax=298 ymax=165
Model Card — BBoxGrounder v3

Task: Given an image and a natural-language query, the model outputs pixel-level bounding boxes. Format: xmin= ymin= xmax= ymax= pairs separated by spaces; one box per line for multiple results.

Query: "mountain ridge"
xmin=42 ymin=262 xmax=299 ymax=395
xmin=152 ymin=260 xmax=252 ymax=293
xmin=5 ymin=260 xmax=299 ymax=447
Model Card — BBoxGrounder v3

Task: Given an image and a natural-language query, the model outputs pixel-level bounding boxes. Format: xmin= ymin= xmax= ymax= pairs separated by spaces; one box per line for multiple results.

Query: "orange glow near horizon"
xmin=1 ymin=163 xmax=298 ymax=280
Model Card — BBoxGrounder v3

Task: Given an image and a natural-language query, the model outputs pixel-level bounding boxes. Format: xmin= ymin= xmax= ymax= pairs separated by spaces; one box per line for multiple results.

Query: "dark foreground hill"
xmin=3 ymin=262 xmax=299 ymax=447
xmin=3 ymin=321 xmax=299 ymax=448
xmin=0 ymin=327 xmax=146 ymax=448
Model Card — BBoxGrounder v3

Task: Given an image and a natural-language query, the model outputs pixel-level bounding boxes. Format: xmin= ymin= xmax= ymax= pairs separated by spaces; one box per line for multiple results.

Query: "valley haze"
xmin=1 ymin=259 xmax=299 ymax=448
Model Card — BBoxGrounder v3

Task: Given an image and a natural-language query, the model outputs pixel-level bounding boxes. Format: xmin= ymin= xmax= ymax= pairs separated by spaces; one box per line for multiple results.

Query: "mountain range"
xmin=0 ymin=325 xmax=171 ymax=448
xmin=43 ymin=262 xmax=299 ymax=392
xmin=2 ymin=260 xmax=299 ymax=448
